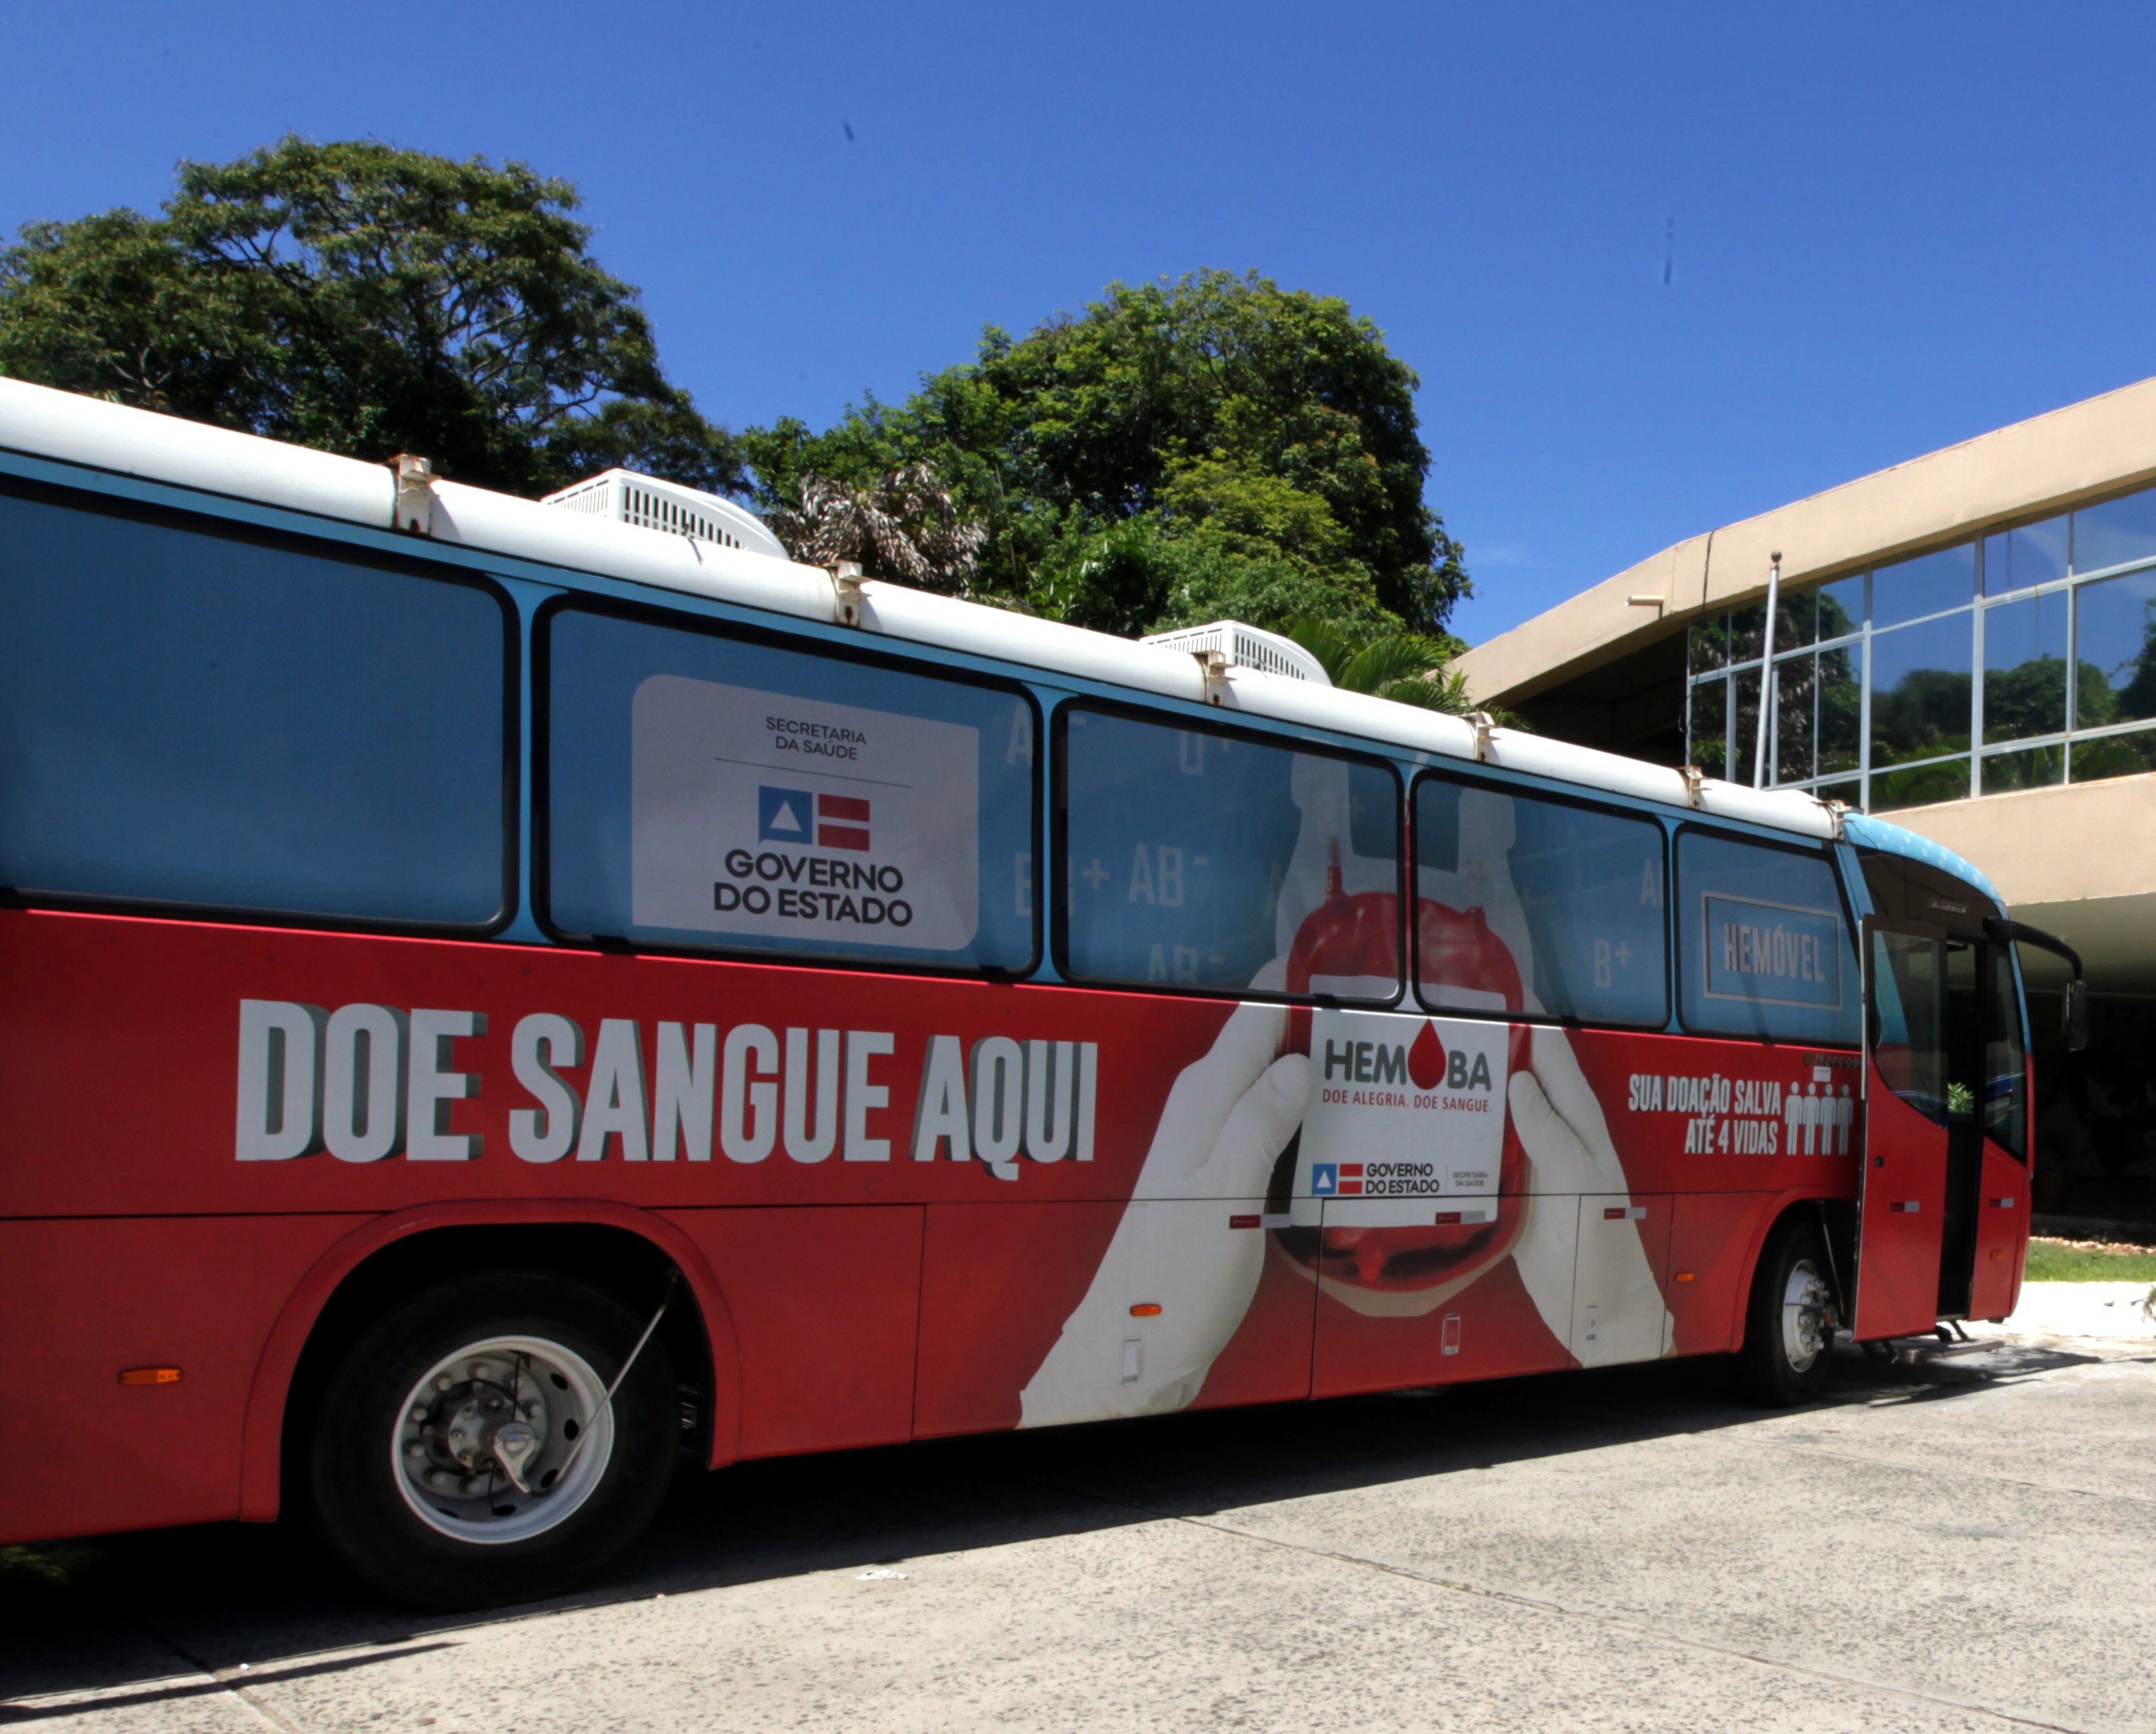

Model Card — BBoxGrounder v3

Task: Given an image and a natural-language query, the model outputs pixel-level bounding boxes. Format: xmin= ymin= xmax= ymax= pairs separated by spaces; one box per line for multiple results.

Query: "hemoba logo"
xmin=232 ymin=1000 xmax=1095 ymax=1182
xmin=1320 ymin=1023 xmax=1492 ymax=1097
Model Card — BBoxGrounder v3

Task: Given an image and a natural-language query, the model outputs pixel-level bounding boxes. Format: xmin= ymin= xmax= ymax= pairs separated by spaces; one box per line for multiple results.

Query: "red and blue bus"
xmin=0 ymin=378 xmax=2080 ymax=1608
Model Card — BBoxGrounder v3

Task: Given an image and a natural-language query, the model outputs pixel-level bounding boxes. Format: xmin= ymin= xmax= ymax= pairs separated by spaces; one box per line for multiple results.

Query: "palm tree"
xmin=767 ymin=463 xmax=988 ymax=596
xmin=1282 ymin=617 xmax=1477 ymax=714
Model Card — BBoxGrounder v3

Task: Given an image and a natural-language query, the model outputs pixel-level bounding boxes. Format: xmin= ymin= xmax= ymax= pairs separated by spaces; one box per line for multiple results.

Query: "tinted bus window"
xmin=1058 ymin=708 xmax=1400 ymax=999
xmin=0 ymin=489 xmax=509 ymax=925
xmin=1984 ymin=945 xmax=2029 ymax=1160
xmin=1414 ymin=776 xmax=1668 ymax=1026
xmin=1677 ymin=830 xmax=1859 ymax=1044
xmin=544 ymin=605 xmax=1035 ymax=970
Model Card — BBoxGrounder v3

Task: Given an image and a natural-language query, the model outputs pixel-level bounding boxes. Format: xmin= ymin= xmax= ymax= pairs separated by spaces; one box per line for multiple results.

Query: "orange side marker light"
xmin=1129 ymin=1303 xmax=1162 ymax=1317
xmin=118 ymin=1367 xmax=182 ymax=1386
xmin=1674 ymin=1272 xmax=1696 ymax=1283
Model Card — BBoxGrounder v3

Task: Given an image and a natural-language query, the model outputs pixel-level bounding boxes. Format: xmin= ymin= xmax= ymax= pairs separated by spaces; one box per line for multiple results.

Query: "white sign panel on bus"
xmin=631 ymin=674 xmax=981 ymax=950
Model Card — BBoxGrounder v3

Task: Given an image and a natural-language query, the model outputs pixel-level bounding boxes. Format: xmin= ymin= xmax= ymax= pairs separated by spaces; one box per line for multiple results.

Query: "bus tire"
xmin=1737 ymin=1220 xmax=1836 ymax=1406
xmin=307 ymin=1271 xmax=677 ymax=1610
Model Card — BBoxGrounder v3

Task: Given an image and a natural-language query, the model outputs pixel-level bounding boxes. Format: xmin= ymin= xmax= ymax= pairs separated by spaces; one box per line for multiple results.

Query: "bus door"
xmin=1888 ymin=927 xmax=2018 ymax=1323
xmin=1934 ymin=936 xmax=1998 ymax=1320
xmin=1853 ymin=920 xmax=1954 ymax=1339
xmin=1963 ymin=936 xmax=2034 ymax=1321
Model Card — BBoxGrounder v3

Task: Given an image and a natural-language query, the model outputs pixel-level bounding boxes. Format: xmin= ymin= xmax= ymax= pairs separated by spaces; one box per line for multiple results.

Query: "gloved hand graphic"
xmin=1020 ymin=997 xmax=1309 ymax=1426
xmin=1506 ymin=1024 xmax=1671 ymax=1364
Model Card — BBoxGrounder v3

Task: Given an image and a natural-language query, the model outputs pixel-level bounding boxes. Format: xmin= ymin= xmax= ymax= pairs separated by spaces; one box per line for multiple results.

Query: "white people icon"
xmin=1783 ymin=1080 xmax=1855 ymax=1156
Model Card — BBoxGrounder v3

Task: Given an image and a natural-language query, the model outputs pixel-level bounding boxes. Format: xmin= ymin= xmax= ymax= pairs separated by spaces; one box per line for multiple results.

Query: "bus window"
xmin=1414 ymin=775 xmax=1668 ymax=1026
xmin=1983 ymin=945 xmax=2030 ymax=1160
xmin=542 ymin=604 xmax=1037 ymax=971
xmin=1871 ymin=929 xmax=1949 ymax=1123
xmin=0 ymin=487 xmax=509 ymax=927
xmin=1676 ymin=830 xmax=1860 ymax=1045
xmin=1056 ymin=708 xmax=1401 ymax=999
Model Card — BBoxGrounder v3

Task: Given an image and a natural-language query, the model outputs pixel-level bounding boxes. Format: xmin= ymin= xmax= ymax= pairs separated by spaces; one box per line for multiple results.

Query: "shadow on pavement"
xmin=0 ymin=1335 xmax=2108 ymax=1710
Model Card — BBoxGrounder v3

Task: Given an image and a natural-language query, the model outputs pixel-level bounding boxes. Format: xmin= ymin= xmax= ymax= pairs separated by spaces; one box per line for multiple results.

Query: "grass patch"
xmin=2025 ymin=1237 xmax=2156 ymax=1282
xmin=0 ymin=1542 xmax=102 ymax=1587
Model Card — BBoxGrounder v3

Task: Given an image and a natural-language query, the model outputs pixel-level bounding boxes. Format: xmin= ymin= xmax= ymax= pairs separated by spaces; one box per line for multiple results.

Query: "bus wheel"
xmin=308 ymin=1272 xmax=677 ymax=1610
xmin=1737 ymin=1222 xmax=1836 ymax=1406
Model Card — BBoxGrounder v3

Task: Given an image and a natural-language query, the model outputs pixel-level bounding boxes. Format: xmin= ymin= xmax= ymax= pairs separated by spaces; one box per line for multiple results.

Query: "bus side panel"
xmin=1967 ymin=1142 xmax=2030 ymax=1321
xmin=1310 ymin=1252 xmax=1572 ymax=1397
xmin=663 ymin=1205 xmax=923 ymax=1459
xmin=0 ymin=1214 xmax=364 ymax=1544
xmin=912 ymin=1201 xmax=1127 ymax=1438
xmin=1184 ymin=1246 xmax=1318 ymax=1413
xmin=1666 ymin=1193 xmax=1771 ymax=1355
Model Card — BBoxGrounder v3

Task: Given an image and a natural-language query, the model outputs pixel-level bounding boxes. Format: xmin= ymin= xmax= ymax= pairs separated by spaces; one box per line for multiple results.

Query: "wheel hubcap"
xmin=1780 ymin=1259 xmax=1833 ymax=1373
xmin=391 ymin=1335 xmax=614 ymax=1545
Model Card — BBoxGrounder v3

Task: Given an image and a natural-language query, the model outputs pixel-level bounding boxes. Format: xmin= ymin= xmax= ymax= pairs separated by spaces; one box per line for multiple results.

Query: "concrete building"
xmin=1456 ymin=377 xmax=2156 ymax=1234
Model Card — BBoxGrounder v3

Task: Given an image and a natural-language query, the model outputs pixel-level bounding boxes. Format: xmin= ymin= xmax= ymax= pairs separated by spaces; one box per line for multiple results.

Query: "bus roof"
xmin=0 ymin=375 xmax=1982 ymax=876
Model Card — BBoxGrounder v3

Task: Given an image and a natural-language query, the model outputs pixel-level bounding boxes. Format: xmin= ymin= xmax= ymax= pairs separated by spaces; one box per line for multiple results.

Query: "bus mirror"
xmin=2063 ymin=979 xmax=2091 ymax=1053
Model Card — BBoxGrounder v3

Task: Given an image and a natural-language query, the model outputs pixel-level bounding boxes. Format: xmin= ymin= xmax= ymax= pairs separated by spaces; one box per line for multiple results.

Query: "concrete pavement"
xmin=5 ymin=1294 xmax=2155 ymax=1733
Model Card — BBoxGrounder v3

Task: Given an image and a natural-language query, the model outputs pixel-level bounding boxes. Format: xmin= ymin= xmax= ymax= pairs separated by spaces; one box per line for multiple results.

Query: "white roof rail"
xmin=541 ymin=468 xmax=787 ymax=560
xmin=1138 ymin=619 xmax=1331 ymax=686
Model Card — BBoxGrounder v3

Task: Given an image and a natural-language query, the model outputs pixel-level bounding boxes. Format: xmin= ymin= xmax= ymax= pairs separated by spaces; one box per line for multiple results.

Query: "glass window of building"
xmin=1731 ymin=668 xmax=1761 ymax=780
xmin=1982 ymin=592 xmax=2068 ymax=744
xmin=1871 ymin=759 xmax=1972 ymax=811
xmin=1817 ymin=572 xmax=1864 ymax=643
xmin=1773 ymin=657 xmax=1815 ymax=783
xmin=1685 ymin=475 xmax=2156 ymax=813
xmin=1870 ymin=612 xmax=1973 ymax=770
xmin=1873 ymin=543 xmax=1975 ymax=629
xmin=1980 ymin=744 xmax=2063 ymax=795
xmin=1817 ymin=642 xmax=1862 ymax=778
xmin=1688 ymin=677 xmax=1728 ymax=777
xmin=2070 ymin=732 xmax=2156 ymax=783
xmin=1727 ymin=601 xmax=1766 ymax=664
xmin=1773 ymin=588 xmax=1817 ymax=650
xmin=1983 ymin=516 xmax=2068 ymax=595
xmin=2074 ymin=489 xmax=2156 ymax=575
xmin=2073 ymin=568 xmax=2156 ymax=731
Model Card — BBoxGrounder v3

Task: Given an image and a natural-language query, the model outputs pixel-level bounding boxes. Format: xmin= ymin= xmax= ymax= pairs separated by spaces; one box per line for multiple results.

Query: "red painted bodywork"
xmin=0 ymin=903 xmax=2014 ymax=1548
xmin=1853 ymin=1059 xmax=1953 ymax=1339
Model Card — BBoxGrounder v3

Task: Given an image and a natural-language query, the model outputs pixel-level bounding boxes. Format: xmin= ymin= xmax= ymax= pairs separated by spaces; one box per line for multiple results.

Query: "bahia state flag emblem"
xmin=759 ymin=786 xmax=872 ymax=851
xmin=1309 ymin=1162 xmax=1365 ymax=1196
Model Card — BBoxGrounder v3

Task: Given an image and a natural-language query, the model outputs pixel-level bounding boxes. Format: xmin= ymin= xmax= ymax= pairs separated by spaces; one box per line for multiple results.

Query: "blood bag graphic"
xmin=1274 ymin=851 xmax=1530 ymax=1315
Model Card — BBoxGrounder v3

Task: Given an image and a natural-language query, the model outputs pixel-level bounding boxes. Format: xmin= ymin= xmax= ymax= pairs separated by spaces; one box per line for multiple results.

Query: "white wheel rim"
xmin=390 ymin=1335 xmax=615 ymax=1545
xmin=1780 ymin=1259 xmax=1833 ymax=1373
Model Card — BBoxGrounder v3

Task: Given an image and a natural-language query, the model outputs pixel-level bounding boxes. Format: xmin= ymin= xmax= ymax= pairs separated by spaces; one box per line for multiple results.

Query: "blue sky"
xmin=5 ymin=2 xmax=2156 ymax=645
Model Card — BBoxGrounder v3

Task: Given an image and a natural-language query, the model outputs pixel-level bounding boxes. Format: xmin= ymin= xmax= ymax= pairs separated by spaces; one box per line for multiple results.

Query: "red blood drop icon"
xmin=1407 ymin=1020 xmax=1447 ymax=1090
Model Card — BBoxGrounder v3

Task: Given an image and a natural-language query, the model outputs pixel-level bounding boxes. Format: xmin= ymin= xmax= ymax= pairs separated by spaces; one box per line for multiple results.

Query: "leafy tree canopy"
xmin=1283 ymin=617 xmax=1474 ymax=713
xmin=0 ymin=137 xmax=742 ymax=497
xmin=742 ymin=270 xmax=1469 ymax=635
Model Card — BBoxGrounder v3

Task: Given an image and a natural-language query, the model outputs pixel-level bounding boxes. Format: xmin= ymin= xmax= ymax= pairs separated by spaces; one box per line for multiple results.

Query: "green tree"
xmin=1282 ymin=617 xmax=1474 ymax=713
xmin=0 ymin=137 xmax=740 ymax=497
xmin=742 ymin=270 xmax=1468 ymax=634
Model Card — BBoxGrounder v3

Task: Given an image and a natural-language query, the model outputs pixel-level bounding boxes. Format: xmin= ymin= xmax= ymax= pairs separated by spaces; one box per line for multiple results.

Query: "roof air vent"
xmin=1137 ymin=619 xmax=1331 ymax=686
xmin=541 ymin=468 xmax=788 ymax=560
